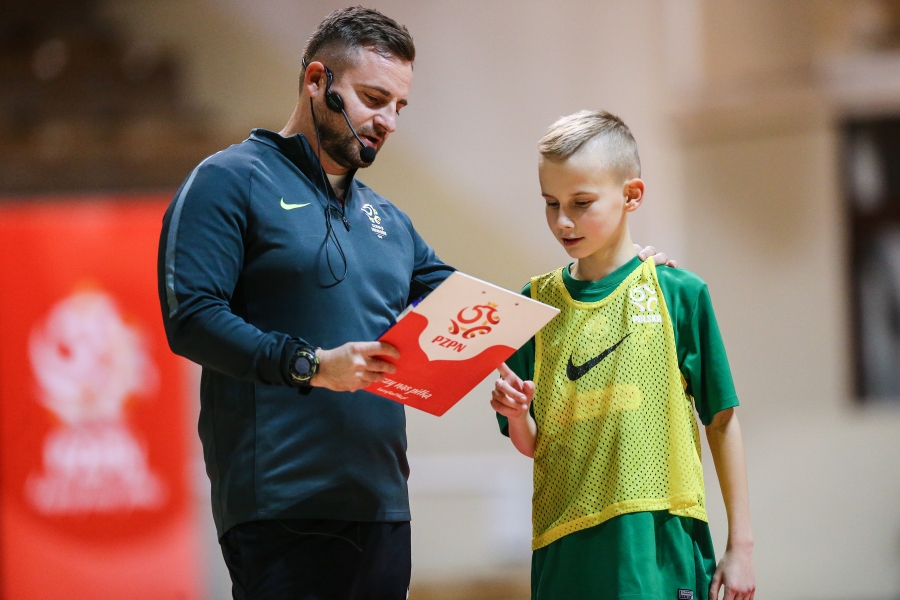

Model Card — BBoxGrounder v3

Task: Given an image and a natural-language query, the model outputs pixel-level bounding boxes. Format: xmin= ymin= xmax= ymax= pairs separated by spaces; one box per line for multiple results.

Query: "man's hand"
xmin=634 ymin=244 xmax=678 ymax=268
xmin=312 ymin=341 xmax=399 ymax=392
xmin=491 ymin=363 xmax=534 ymax=420
xmin=709 ymin=545 xmax=756 ymax=600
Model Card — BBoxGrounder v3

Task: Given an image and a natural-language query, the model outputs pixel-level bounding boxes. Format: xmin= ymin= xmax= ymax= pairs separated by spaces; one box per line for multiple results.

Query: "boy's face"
xmin=539 ymin=150 xmax=642 ymax=260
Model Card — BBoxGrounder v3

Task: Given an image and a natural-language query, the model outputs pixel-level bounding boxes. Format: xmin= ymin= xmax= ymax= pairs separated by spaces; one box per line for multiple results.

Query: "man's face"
xmin=317 ymin=49 xmax=413 ymax=170
xmin=539 ymin=152 xmax=634 ymax=260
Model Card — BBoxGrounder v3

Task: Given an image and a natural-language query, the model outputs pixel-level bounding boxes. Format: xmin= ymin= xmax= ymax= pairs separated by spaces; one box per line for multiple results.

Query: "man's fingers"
xmin=638 ymin=245 xmax=655 ymax=260
xmin=361 ymin=371 xmax=385 ymax=385
xmin=356 ymin=341 xmax=400 ymax=359
xmin=635 ymin=244 xmax=679 ymax=268
xmin=365 ymin=356 xmax=397 ymax=374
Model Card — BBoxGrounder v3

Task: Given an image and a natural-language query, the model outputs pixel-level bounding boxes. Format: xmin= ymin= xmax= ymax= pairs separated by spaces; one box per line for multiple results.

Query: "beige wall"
xmin=684 ymin=125 xmax=900 ymax=598
xmin=668 ymin=2 xmax=900 ymax=597
xmin=101 ymin=0 xmax=900 ymax=597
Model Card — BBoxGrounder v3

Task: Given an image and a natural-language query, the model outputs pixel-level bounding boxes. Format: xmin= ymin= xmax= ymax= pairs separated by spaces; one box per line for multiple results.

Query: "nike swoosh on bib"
xmin=566 ymin=333 xmax=632 ymax=381
xmin=280 ymin=198 xmax=311 ymax=210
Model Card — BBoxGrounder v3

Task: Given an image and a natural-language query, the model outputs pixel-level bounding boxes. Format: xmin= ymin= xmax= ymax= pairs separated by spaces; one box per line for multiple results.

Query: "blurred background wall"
xmin=2 ymin=1 xmax=900 ymax=598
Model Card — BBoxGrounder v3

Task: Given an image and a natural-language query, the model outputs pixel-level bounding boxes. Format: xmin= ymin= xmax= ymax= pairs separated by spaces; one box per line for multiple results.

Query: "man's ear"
xmin=302 ymin=61 xmax=327 ymax=99
xmin=623 ymin=178 xmax=645 ymax=212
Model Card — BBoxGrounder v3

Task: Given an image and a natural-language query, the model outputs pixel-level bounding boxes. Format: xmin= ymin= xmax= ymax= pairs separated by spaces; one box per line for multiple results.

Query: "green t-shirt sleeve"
xmin=496 ymin=283 xmax=537 ymax=437
xmin=660 ymin=267 xmax=739 ymax=426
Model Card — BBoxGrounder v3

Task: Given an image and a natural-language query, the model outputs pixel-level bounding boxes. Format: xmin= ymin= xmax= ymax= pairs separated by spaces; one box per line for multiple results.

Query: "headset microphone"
xmin=339 ymin=109 xmax=377 ymax=163
xmin=322 ymin=66 xmax=377 ymax=164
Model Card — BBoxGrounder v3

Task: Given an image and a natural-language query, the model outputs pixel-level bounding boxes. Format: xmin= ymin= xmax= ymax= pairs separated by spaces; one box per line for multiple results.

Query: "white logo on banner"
xmin=25 ymin=291 xmax=166 ymax=514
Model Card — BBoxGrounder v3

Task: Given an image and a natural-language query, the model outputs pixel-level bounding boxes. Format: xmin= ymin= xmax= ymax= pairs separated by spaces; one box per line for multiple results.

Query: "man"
xmin=157 ymin=7 xmax=673 ymax=599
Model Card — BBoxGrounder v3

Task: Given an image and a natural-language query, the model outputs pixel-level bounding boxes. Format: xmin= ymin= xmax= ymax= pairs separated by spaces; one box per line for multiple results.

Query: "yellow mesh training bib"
xmin=530 ymin=259 xmax=706 ymax=550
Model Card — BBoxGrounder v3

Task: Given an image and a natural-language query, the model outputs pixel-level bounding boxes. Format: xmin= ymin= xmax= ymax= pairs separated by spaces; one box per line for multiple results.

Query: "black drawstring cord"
xmin=309 ymin=97 xmax=348 ymax=286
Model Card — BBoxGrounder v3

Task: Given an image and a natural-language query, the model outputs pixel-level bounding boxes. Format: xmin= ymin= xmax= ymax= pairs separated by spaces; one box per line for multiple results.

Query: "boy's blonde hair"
xmin=538 ymin=110 xmax=641 ymax=182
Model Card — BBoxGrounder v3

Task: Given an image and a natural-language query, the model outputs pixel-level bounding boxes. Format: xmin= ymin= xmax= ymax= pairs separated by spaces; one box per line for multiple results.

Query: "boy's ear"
xmin=623 ymin=178 xmax=645 ymax=212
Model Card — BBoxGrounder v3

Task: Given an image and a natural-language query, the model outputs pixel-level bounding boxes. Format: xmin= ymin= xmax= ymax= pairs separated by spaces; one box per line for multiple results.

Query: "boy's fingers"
xmin=490 ymin=399 xmax=508 ymax=414
xmin=497 ymin=362 xmax=523 ymax=387
xmin=496 ymin=379 xmax=526 ymax=403
xmin=491 ymin=399 xmax=526 ymax=417
xmin=493 ymin=386 xmax=524 ymax=408
xmin=709 ymin=574 xmax=722 ymax=600
xmin=491 ymin=389 xmax=511 ymax=405
xmin=491 ymin=393 xmax=528 ymax=414
xmin=523 ymin=380 xmax=536 ymax=401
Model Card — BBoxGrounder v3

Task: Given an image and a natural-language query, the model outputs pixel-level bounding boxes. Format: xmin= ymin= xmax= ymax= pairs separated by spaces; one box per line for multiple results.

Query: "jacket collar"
xmin=247 ymin=128 xmax=360 ymax=200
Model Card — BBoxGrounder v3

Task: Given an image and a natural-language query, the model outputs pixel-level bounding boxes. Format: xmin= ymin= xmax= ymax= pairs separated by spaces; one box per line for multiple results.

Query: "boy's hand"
xmin=491 ymin=362 xmax=535 ymax=420
xmin=635 ymin=243 xmax=678 ymax=268
xmin=709 ymin=545 xmax=755 ymax=600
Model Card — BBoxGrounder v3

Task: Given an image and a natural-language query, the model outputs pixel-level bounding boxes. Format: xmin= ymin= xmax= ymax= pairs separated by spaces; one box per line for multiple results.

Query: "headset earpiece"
xmin=323 ymin=67 xmax=344 ymax=113
xmin=303 ymin=59 xmax=377 ymax=164
xmin=302 ymin=59 xmax=344 ymax=113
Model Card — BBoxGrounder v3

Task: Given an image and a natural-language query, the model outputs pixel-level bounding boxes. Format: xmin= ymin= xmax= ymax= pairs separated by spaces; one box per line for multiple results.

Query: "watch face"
xmin=293 ymin=356 xmax=311 ymax=375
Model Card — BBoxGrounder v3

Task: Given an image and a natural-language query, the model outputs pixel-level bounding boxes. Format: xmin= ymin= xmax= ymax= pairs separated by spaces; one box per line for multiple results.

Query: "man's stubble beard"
xmin=317 ymin=109 xmax=370 ymax=171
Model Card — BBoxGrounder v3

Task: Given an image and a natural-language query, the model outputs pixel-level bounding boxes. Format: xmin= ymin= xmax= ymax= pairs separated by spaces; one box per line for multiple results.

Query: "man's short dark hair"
xmin=302 ymin=6 xmax=415 ymax=75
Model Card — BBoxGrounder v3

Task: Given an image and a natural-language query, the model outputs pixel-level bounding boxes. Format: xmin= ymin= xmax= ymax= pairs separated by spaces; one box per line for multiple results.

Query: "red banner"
xmin=0 ymin=197 xmax=201 ymax=599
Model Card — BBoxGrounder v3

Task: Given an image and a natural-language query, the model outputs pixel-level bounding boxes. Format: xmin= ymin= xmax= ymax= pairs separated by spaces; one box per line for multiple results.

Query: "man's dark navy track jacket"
xmin=158 ymin=129 xmax=454 ymax=538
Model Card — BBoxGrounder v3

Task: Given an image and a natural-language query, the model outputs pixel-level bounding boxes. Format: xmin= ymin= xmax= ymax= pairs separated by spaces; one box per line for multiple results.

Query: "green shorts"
xmin=531 ymin=511 xmax=716 ymax=600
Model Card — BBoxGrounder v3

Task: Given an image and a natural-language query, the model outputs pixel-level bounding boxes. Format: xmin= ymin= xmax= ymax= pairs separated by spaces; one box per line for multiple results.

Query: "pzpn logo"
xmin=449 ymin=303 xmax=499 ymax=338
xmin=430 ymin=303 xmax=500 ymax=353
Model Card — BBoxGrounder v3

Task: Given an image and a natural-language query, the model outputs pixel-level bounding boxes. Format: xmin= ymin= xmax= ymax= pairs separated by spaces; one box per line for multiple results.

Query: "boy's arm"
xmin=705 ymin=408 xmax=756 ymax=600
xmin=491 ymin=363 xmax=537 ymax=458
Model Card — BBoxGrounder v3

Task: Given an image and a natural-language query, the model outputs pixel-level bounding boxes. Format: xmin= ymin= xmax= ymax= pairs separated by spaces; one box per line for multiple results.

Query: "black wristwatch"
xmin=289 ymin=344 xmax=320 ymax=385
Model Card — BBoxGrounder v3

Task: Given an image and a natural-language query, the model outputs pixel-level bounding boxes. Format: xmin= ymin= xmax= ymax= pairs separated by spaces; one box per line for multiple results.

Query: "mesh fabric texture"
xmin=530 ymin=259 xmax=706 ymax=550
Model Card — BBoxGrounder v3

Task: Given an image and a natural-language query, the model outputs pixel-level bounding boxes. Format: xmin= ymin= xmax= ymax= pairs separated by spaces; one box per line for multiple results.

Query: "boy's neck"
xmin=569 ymin=228 xmax=637 ymax=282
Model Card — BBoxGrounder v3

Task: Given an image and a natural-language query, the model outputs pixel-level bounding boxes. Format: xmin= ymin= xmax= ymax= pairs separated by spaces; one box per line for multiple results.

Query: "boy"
xmin=492 ymin=111 xmax=755 ymax=600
